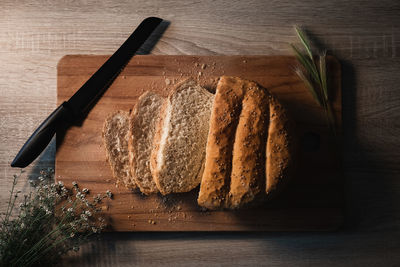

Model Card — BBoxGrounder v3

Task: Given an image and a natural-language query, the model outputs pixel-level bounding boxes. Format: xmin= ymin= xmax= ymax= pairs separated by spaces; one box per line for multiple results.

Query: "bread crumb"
xmin=122 ymin=75 xmax=126 ymax=79
xmin=165 ymin=78 xmax=171 ymax=85
xmin=201 ymin=63 xmax=206 ymax=69
xmin=198 ymin=71 xmax=202 ymax=77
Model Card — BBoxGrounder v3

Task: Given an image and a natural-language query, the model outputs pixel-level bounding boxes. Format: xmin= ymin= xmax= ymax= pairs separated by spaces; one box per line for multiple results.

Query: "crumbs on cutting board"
xmin=155 ymin=58 xmax=234 ymax=94
xmin=101 ymin=205 xmax=109 ymax=211
xmin=151 ymin=71 xmax=217 ymax=98
xmin=127 ymin=194 xmax=209 ymax=226
xmin=158 ymin=195 xmax=189 ymax=223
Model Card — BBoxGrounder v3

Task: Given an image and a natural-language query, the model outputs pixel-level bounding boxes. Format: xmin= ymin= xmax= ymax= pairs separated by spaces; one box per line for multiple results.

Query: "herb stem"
xmin=4 ymin=172 xmax=19 ymax=225
xmin=291 ymin=27 xmax=336 ymax=136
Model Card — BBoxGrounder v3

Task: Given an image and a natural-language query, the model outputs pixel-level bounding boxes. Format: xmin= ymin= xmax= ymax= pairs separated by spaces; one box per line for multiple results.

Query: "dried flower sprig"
xmin=290 ymin=26 xmax=336 ymax=136
xmin=0 ymin=169 xmax=112 ymax=267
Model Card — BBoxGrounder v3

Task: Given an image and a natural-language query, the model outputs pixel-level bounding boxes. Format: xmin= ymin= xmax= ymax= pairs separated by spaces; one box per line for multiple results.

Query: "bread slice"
xmin=102 ymin=110 xmax=136 ymax=189
xmin=197 ymin=76 xmax=247 ymax=209
xmin=150 ymin=79 xmax=214 ymax=195
xmin=228 ymin=83 xmax=269 ymax=209
xmin=128 ymin=91 xmax=164 ymax=195
xmin=265 ymin=94 xmax=295 ymax=198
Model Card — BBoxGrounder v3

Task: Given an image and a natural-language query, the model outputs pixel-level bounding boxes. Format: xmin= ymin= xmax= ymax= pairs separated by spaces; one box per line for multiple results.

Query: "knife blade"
xmin=11 ymin=17 xmax=163 ymax=168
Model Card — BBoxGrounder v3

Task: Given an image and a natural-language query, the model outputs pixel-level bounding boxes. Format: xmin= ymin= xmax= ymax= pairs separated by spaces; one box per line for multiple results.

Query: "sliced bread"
xmin=102 ymin=110 xmax=136 ymax=189
xmin=150 ymin=79 xmax=214 ymax=195
xmin=228 ymin=83 xmax=269 ymax=209
xmin=265 ymin=94 xmax=295 ymax=198
xmin=128 ymin=91 xmax=164 ymax=194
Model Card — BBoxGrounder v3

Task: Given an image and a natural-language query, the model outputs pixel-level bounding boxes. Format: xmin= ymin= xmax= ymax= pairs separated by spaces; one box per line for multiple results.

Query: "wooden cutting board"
xmin=56 ymin=55 xmax=343 ymax=231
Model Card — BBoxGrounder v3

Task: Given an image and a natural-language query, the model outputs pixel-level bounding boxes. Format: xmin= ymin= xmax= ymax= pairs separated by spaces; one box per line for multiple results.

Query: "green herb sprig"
xmin=0 ymin=169 xmax=112 ymax=267
xmin=290 ymin=26 xmax=336 ymax=136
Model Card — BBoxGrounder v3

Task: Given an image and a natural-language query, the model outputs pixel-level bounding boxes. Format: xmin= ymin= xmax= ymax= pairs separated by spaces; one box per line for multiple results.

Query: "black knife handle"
xmin=11 ymin=102 xmax=72 ymax=168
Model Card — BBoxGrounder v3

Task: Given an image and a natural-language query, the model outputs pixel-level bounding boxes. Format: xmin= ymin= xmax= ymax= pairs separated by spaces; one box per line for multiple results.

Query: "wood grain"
xmin=1 ymin=0 xmax=399 ymax=265
xmin=56 ymin=55 xmax=342 ymax=231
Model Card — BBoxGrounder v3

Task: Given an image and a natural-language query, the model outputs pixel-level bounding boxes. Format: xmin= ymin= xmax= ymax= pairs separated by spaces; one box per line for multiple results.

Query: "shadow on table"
xmin=340 ymin=60 xmax=399 ymax=232
xmin=22 ymin=137 xmax=55 ymax=180
xmin=303 ymin=31 xmax=399 ymax=233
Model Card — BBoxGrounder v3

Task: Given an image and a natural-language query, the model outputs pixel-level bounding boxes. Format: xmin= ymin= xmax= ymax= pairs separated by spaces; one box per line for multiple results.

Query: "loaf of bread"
xmin=198 ymin=76 xmax=295 ymax=210
xmin=128 ymin=91 xmax=164 ymax=194
xmin=150 ymin=79 xmax=214 ymax=195
xmin=102 ymin=110 xmax=136 ymax=189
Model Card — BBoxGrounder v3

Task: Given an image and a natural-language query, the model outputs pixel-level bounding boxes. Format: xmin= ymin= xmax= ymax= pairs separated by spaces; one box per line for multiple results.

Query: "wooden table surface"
xmin=1 ymin=0 xmax=399 ymax=266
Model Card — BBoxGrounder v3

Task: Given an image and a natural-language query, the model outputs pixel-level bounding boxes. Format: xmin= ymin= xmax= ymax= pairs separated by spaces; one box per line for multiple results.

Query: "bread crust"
xmin=197 ymin=76 xmax=247 ymax=209
xmin=227 ymin=84 xmax=269 ymax=209
xmin=128 ymin=107 xmax=139 ymax=189
xmin=128 ymin=91 xmax=162 ymax=195
xmin=102 ymin=110 xmax=137 ymax=189
xmin=265 ymin=94 xmax=295 ymax=198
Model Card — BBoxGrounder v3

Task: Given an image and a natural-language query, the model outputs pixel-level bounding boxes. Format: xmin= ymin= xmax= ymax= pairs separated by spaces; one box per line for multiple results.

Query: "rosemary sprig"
xmin=291 ymin=26 xmax=336 ymax=136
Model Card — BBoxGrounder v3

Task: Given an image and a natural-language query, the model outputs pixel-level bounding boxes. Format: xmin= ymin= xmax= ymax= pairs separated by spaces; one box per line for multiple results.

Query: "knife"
xmin=11 ymin=17 xmax=163 ymax=168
